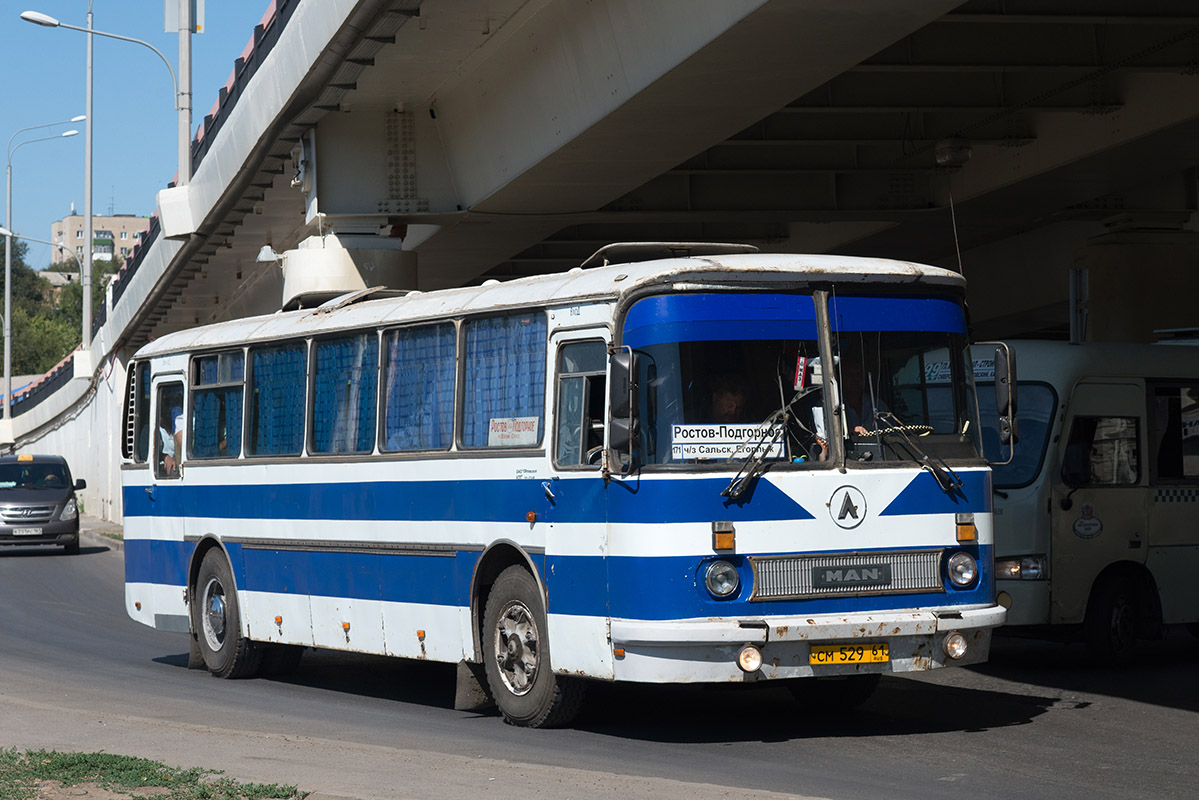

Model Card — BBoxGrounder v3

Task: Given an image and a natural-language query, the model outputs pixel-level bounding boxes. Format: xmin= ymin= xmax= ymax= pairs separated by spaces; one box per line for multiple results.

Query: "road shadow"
xmin=0 ymin=544 xmax=109 ymax=557
xmin=568 ymin=675 xmax=1058 ymax=743
xmin=157 ymin=644 xmax=1059 ymax=741
xmin=975 ymin=628 xmax=1199 ymax=713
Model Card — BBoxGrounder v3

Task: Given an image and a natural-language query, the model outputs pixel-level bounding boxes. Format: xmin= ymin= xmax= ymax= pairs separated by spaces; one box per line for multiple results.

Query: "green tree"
xmin=0 ymin=239 xmax=85 ymax=375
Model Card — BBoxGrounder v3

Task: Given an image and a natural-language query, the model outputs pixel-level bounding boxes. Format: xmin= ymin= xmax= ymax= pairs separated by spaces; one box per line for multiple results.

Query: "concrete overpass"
xmin=6 ymin=0 xmax=1199 ymax=521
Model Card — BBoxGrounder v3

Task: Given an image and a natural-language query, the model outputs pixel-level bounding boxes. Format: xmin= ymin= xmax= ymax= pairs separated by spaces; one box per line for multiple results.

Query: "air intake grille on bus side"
xmin=749 ymin=550 xmax=944 ymax=601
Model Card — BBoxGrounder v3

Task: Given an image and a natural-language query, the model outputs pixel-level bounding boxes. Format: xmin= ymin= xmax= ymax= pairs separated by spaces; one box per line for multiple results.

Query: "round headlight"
xmin=943 ymin=631 xmax=968 ymax=659
xmin=738 ymin=644 xmax=763 ymax=673
xmin=948 ymin=552 xmax=978 ymax=587
xmin=704 ymin=560 xmax=740 ymax=598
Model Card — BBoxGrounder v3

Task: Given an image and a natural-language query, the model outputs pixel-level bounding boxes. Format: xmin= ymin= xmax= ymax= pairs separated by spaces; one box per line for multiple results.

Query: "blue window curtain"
xmin=463 ymin=314 xmax=547 ymax=447
xmin=191 ymin=388 xmax=243 ymax=459
xmin=312 ymin=334 xmax=379 ymax=454
xmin=249 ymin=343 xmax=307 ymax=455
xmin=383 ymin=324 xmax=455 ymax=451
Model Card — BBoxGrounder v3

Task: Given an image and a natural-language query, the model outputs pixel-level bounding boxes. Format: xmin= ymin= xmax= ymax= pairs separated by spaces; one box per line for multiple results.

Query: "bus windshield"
xmin=624 ymin=292 xmax=983 ymax=466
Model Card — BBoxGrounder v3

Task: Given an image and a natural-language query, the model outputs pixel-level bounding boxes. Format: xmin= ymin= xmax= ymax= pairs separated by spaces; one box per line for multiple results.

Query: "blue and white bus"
xmin=121 ymin=243 xmax=1007 ymax=727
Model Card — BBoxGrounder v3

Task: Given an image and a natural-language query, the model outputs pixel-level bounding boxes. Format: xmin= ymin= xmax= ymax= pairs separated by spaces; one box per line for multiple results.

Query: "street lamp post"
xmin=21 ymin=5 xmax=193 ymax=352
xmin=4 ymin=127 xmax=80 ymax=420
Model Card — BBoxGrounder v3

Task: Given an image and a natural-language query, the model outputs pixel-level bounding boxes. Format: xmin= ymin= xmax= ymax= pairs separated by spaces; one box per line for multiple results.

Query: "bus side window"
xmin=554 ymin=341 xmax=607 ymax=468
xmin=1062 ymin=415 xmax=1140 ymax=487
xmin=135 ymin=362 xmax=151 ymax=462
xmin=154 ymin=382 xmax=185 ymax=480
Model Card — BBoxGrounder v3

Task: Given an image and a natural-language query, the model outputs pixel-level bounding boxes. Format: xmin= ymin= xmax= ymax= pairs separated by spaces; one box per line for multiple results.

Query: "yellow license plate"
xmin=809 ymin=643 xmax=890 ymax=665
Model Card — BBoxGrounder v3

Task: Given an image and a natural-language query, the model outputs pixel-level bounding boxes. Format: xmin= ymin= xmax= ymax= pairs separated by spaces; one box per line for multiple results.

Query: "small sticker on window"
xmin=487 ymin=417 xmax=540 ymax=447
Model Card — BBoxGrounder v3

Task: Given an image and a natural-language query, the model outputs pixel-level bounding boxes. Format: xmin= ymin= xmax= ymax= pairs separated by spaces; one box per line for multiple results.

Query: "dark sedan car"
xmin=0 ymin=455 xmax=86 ymax=555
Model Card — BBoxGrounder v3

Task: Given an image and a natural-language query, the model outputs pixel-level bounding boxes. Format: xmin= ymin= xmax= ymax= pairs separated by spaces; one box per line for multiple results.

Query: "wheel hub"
xmin=201 ymin=577 xmax=227 ymax=650
xmin=494 ymin=600 xmax=539 ymax=696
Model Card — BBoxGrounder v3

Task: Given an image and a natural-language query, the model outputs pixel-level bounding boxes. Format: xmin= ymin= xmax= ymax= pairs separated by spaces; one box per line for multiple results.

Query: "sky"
xmin=1 ymin=0 xmax=273 ymax=269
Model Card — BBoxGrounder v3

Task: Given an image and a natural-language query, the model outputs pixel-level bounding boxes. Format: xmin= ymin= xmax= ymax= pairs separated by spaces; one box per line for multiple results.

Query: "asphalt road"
xmin=0 ymin=524 xmax=1195 ymax=800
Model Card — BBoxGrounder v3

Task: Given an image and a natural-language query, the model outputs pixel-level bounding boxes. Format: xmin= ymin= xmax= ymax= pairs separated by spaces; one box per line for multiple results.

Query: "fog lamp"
xmin=738 ymin=644 xmax=763 ymax=673
xmin=943 ymin=632 xmax=968 ymax=660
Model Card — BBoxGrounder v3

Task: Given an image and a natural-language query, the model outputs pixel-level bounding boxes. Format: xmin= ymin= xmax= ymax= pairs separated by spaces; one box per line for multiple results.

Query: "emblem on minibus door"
xmin=829 ymin=486 xmax=867 ymax=529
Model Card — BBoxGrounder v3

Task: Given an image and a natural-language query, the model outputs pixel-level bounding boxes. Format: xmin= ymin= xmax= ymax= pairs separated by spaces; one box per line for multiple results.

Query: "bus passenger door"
xmin=1049 ymin=380 xmax=1149 ymax=625
xmin=1145 ymin=381 xmax=1199 ymax=625
xmin=544 ymin=329 xmax=613 ymax=678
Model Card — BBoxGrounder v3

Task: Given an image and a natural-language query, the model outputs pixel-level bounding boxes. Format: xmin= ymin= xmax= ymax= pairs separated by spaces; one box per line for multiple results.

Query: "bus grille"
xmin=749 ymin=549 xmax=944 ymax=601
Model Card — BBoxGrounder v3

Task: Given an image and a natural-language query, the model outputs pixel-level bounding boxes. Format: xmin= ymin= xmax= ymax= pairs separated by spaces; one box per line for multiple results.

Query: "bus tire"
xmin=482 ymin=565 xmax=584 ymax=728
xmin=1085 ymin=574 xmax=1139 ymax=662
xmin=192 ymin=549 xmax=262 ymax=679
xmin=788 ymin=674 xmax=880 ymax=711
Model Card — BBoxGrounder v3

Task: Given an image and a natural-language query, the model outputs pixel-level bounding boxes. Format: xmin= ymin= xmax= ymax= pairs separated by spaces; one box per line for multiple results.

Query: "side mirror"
xmin=994 ymin=343 xmax=1019 ymax=446
xmin=74 ymin=478 xmax=87 ymax=491
xmin=607 ymin=348 xmax=639 ymax=472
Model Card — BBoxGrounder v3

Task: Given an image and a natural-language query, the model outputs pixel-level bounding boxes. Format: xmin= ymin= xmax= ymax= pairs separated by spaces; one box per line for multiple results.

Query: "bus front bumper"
xmin=607 ymin=605 xmax=1005 ymax=683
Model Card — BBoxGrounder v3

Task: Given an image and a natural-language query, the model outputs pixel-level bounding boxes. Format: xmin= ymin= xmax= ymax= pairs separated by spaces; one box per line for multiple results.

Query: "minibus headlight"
xmin=995 ymin=555 xmax=1047 ymax=580
xmin=947 ymin=552 xmax=977 ymax=587
xmin=704 ymin=560 xmax=740 ymax=598
xmin=60 ymin=497 xmax=77 ymax=522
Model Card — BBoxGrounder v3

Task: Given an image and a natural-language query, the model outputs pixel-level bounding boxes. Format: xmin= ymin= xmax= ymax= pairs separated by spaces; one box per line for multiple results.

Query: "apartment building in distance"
xmin=50 ymin=210 xmax=150 ymax=266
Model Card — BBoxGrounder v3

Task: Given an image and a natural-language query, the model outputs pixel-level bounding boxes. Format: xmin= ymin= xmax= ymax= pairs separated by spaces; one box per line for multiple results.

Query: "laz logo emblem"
xmin=829 ymin=486 xmax=867 ymax=529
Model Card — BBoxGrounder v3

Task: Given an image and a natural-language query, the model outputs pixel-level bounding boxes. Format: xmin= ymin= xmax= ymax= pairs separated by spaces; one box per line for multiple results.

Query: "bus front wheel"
xmin=482 ymin=566 xmax=584 ymax=728
xmin=1085 ymin=574 xmax=1139 ymax=662
xmin=191 ymin=549 xmax=263 ymax=679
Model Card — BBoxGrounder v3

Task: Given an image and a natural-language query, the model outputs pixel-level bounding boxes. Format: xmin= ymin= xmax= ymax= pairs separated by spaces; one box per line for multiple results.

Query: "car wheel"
xmin=62 ymin=536 xmax=79 ymax=555
xmin=191 ymin=548 xmax=262 ymax=678
xmin=482 ymin=565 xmax=584 ymax=728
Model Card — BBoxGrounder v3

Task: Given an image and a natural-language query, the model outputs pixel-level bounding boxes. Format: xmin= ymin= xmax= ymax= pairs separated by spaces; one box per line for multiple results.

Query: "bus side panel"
xmin=544 ymin=477 xmax=613 ymax=679
xmin=1146 ymin=545 xmax=1199 ymax=624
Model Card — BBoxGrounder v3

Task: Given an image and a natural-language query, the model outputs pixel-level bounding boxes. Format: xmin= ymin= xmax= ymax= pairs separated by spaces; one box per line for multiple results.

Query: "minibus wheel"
xmin=482 ymin=565 xmax=584 ymax=727
xmin=191 ymin=549 xmax=263 ymax=679
xmin=1084 ymin=574 xmax=1139 ymax=662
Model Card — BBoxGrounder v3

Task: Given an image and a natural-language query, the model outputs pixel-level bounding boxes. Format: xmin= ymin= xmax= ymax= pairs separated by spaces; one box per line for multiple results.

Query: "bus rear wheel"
xmin=191 ymin=549 xmax=262 ymax=679
xmin=482 ymin=566 xmax=584 ymax=728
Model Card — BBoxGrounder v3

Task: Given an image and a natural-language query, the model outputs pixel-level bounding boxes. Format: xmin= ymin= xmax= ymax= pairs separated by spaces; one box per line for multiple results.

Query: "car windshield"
xmin=622 ymin=291 xmax=982 ymax=467
xmin=0 ymin=463 xmax=69 ymax=490
xmin=977 ymin=382 xmax=1057 ymax=488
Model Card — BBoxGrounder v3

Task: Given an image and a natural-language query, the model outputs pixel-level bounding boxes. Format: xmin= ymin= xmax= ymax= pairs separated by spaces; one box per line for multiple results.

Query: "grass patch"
xmin=0 ymin=750 xmax=304 ymax=800
xmin=100 ymin=532 xmax=124 ymax=542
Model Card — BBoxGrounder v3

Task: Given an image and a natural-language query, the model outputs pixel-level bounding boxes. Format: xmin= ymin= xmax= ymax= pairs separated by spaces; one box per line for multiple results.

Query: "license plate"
xmin=12 ymin=527 xmax=42 ymax=536
xmin=809 ymin=643 xmax=890 ymax=665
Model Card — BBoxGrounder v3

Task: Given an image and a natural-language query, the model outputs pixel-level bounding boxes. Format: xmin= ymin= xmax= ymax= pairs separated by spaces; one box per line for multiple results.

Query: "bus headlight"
xmin=947 ymin=552 xmax=977 ymax=587
xmin=995 ymin=555 xmax=1047 ymax=580
xmin=60 ymin=498 xmax=78 ymax=522
xmin=704 ymin=560 xmax=740 ymax=598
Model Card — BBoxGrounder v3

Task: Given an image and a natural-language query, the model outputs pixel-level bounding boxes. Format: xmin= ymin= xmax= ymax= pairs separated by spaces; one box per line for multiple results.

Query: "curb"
xmin=80 ymin=516 xmax=124 ymax=552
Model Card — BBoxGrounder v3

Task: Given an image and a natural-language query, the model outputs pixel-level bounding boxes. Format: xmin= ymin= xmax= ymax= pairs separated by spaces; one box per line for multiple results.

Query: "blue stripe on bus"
xmin=623 ymin=294 xmax=818 ymax=348
xmin=122 ymin=477 xmax=816 ymax=524
xmin=878 ymin=470 xmax=991 ymax=516
xmin=829 ymin=296 xmax=966 ymax=334
xmin=125 ymin=538 xmax=992 ymax=621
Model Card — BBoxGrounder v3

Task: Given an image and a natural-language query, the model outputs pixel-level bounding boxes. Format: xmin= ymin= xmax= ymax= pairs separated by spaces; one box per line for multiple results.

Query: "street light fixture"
xmin=4 ymin=127 xmax=79 ymax=420
xmin=21 ymin=4 xmax=193 ymax=354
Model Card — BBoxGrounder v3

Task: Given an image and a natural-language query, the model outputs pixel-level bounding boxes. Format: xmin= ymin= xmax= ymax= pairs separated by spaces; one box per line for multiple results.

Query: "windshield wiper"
xmin=721 ymin=385 xmax=822 ymax=501
xmin=869 ymin=412 xmax=963 ymax=495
